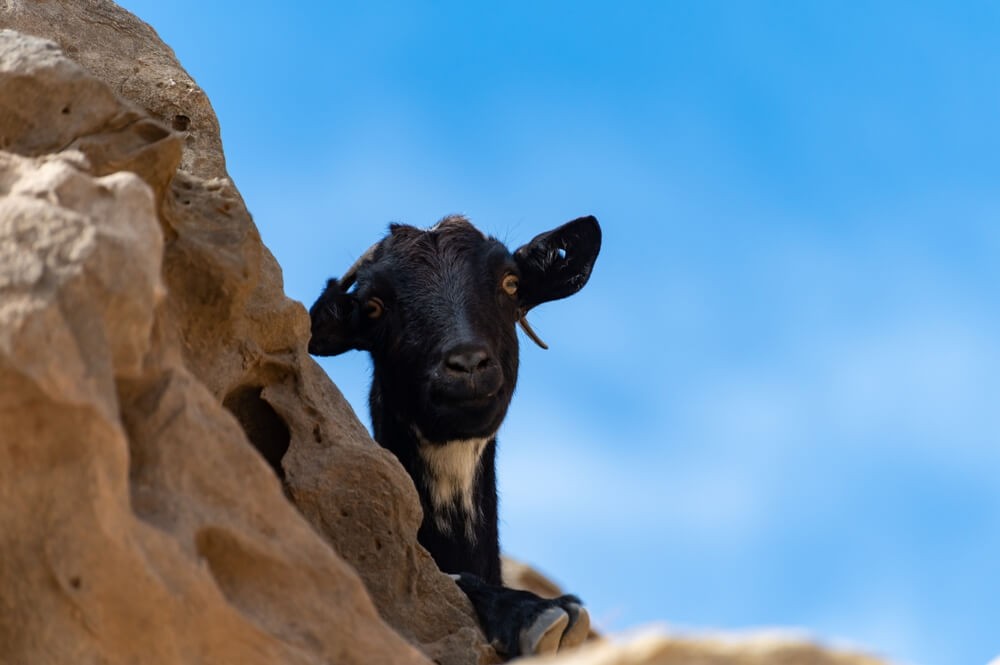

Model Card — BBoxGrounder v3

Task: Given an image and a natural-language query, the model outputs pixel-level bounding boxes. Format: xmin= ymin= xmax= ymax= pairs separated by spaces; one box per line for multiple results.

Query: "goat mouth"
xmin=434 ymin=389 xmax=500 ymax=409
xmin=423 ymin=380 xmax=507 ymax=438
xmin=420 ymin=397 xmax=507 ymax=441
xmin=429 ymin=373 xmax=504 ymax=405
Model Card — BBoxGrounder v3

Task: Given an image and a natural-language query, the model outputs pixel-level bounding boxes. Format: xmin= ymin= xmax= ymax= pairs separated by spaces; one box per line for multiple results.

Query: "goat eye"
xmin=501 ymin=274 xmax=519 ymax=296
xmin=364 ymin=297 xmax=384 ymax=319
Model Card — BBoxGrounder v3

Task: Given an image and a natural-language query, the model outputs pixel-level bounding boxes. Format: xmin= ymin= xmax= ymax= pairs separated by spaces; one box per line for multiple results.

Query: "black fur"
xmin=309 ymin=215 xmax=601 ymax=657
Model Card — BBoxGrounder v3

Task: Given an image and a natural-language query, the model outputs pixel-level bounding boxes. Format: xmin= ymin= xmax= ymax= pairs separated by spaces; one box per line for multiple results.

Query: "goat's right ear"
xmin=308 ymin=279 xmax=368 ymax=356
xmin=514 ymin=215 xmax=602 ymax=312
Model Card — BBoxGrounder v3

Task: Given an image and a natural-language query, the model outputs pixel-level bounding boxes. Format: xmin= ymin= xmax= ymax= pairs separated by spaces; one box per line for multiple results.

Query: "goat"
xmin=308 ymin=214 xmax=601 ymax=658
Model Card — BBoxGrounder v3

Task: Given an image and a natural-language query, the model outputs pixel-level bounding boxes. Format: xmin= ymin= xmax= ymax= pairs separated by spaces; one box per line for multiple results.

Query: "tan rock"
xmin=0 ymin=140 xmax=410 ymax=662
xmin=503 ymin=556 xmax=570 ymax=601
xmin=518 ymin=631 xmax=893 ymax=665
xmin=0 ymin=7 xmax=493 ymax=664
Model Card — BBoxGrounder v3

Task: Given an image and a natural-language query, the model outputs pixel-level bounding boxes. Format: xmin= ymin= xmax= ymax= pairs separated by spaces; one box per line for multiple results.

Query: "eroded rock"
xmin=0 ymin=139 xmax=422 ymax=662
xmin=522 ymin=632 xmax=893 ymax=665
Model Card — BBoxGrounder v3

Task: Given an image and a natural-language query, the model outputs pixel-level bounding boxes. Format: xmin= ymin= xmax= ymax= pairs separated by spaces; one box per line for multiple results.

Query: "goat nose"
xmin=444 ymin=347 xmax=492 ymax=374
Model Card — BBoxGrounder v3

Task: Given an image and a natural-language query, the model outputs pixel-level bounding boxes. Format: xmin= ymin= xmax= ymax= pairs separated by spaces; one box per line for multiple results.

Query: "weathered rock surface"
xmin=0 ymin=4 xmax=491 ymax=663
xmin=0 ymin=3 xmax=900 ymax=665
xmin=0 ymin=131 xmax=414 ymax=664
xmin=522 ymin=632 xmax=891 ymax=665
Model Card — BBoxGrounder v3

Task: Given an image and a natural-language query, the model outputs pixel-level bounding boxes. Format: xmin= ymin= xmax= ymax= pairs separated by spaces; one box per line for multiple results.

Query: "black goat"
xmin=309 ymin=214 xmax=601 ymax=658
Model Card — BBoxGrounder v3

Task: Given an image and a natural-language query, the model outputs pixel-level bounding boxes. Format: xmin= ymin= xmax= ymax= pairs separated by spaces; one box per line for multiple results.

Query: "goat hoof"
xmin=520 ymin=606 xmax=569 ymax=655
xmin=559 ymin=602 xmax=590 ymax=649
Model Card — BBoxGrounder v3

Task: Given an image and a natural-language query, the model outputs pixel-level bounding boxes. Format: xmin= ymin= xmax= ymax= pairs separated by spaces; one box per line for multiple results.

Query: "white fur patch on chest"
xmin=414 ymin=428 xmax=490 ymax=540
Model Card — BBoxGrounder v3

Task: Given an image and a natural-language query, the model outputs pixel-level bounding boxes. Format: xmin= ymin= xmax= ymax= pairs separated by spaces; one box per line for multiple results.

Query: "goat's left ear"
xmin=514 ymin=215 xmax=602 ymax=311
xmin=308 ymin=278 xmax=369 ymax=356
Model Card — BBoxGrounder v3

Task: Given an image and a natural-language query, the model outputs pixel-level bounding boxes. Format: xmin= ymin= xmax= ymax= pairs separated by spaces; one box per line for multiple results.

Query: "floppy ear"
xmin=514 ymin=215 xmax=602 ymax=311
xmin=308 ymin=279 xmax=369 ymax=356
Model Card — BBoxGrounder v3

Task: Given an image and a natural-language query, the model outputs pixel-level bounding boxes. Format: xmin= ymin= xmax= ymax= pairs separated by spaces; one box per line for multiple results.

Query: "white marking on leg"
xmin=414 ymin=427 xmax=491 ymax=541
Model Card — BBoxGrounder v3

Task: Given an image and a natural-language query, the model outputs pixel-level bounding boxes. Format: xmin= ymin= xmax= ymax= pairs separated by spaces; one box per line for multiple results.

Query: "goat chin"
xmin=416 ymin=396 xmax=508 ymax=443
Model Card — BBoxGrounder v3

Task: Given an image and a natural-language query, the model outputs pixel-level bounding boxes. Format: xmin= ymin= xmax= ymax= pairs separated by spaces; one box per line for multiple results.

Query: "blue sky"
xmin=119 ymin=3 xmax=1000 ymax=664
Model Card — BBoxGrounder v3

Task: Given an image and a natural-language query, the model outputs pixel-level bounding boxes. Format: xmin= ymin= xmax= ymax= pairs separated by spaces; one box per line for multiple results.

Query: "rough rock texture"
xmin=522 ymin=632 xmax=892 ymax=665
xmin=0 ymin=3 xmax=492 ymax=663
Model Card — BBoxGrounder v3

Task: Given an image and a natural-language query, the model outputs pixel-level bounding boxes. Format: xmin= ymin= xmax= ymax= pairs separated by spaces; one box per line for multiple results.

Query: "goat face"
xmin=309 ymin=215 xmax=601 ymax=443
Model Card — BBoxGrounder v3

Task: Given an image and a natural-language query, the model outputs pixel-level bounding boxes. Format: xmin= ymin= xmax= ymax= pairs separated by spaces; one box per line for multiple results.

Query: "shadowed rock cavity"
xmin=224 ymin=384 xmax=291 ymax=480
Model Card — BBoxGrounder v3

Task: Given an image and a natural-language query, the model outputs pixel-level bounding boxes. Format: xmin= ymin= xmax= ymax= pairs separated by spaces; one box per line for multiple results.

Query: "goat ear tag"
xmin=308 ymin=279 xmax=368 ymax=356
xmin=514 ymin=215 xmax=601 ymax=311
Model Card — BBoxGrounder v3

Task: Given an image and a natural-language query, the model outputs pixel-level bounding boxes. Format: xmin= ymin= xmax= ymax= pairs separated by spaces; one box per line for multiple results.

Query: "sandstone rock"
xmin=519 ymin=631 xmax=893 ymax=665
xmin=0 ymin=5 xmax=493 ymax=663
xmin=503 ymin=556 xmax=571 ymax=601
xmin=0 ymin=144 xmax=411 ymax=662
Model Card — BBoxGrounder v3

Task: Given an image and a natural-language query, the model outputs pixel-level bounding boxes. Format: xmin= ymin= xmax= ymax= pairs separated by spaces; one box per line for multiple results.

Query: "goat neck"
xmin=372 ymin=402 xmax=502 ymax=586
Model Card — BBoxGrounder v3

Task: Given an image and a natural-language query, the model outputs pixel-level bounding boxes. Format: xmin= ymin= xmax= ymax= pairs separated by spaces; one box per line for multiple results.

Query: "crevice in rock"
xmin=193 ymin=525 xmax=266 ymax=620
xmin=223 ymin=385 xmax=290 ymax=480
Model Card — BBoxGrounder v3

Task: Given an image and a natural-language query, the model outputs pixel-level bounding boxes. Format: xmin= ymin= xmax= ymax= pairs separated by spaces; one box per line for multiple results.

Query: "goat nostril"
xmin=445 ymin=348 xmax=491 ymax=374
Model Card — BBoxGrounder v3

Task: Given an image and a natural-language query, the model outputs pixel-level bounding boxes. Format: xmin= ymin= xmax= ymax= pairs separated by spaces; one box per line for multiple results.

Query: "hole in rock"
xmin=223 ymin=385 xmax=290 ymax=480
xmin=61 ymin=105 xmax=70 ymax=115
xmin=172 ymin=114 xmax=191 ymax=131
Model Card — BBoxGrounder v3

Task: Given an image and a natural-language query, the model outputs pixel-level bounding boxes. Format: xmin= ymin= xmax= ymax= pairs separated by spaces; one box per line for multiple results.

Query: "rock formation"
xmin=0 ymin=3 xmax=897 ymax=665
xmin=527 ymin=632 xmax=892 ymax=665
